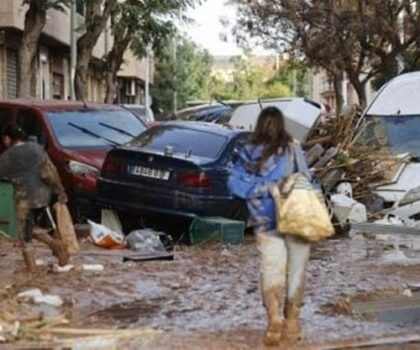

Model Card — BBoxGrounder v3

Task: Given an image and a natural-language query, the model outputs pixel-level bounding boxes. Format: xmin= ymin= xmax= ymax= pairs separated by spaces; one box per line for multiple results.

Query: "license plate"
xmin=130 ymin=165 xmax=170 ymax=180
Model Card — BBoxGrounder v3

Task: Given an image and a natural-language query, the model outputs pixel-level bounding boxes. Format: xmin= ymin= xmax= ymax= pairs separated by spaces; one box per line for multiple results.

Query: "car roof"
xmin=0 ymin=99 xmax=123 ymax=112
xmin=366 ymin=72 xmax=420 ymax=116
xmin=157 ymin=121 xmax=247 ymax=137
xmin=176 ymin=103 xmax=228 ymax=115
xmin=123 ymin=104 xmax=146 ymax=108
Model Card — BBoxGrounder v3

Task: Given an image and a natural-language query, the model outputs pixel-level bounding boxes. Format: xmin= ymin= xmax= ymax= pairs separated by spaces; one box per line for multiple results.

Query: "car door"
xmin=0 ymin=106 xmax=14 ymax=154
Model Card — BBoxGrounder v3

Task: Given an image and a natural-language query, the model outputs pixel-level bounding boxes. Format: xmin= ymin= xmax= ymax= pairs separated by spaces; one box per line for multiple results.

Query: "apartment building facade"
xmin=0 ymin=0 xmax=152 ymax=103
xmin=310 ymin=68 xmax=374 ymax=114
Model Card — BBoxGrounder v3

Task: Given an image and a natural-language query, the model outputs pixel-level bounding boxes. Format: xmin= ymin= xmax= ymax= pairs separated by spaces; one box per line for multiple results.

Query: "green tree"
xmin=18 ymin=0 xmax=70 ymax=98
xmin=232 ymin=0 xmax=420 ymax=111
xmin=75 ymin=0 xmax=117 ymax=101
xmin=104 ymin=0 xmax=198 ymax=103
xmin=75 ymin=0 xmax=198 ymax=102
xmin=152 ymin=35 xmax=213 ymax=113
xmin=208 ymin=54 xmax=292 ymax=101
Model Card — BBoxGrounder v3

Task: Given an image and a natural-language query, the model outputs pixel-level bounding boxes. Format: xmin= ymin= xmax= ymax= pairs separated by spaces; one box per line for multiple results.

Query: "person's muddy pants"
xmin=16 ymin=201 xmax=52 ymax=244
xmin=256 ymin=230 xmax=310 ymax=339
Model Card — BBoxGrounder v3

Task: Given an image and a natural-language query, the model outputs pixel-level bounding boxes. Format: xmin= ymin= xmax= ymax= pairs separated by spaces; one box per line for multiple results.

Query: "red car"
xmin=0 ymin=100 xmax=147 ymax=221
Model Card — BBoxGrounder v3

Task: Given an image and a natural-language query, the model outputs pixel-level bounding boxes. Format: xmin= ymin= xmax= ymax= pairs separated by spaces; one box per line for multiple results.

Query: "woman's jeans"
xmin=256 ymin=230 xmax=310 ymax=323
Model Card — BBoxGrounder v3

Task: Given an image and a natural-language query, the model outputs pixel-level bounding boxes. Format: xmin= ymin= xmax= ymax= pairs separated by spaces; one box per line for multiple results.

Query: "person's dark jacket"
xmin=0 ymin=142 xmax=66 ymax=208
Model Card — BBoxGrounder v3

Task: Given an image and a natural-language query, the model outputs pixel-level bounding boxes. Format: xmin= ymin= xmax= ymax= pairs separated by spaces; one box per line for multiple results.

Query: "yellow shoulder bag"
xmin=270 ymin=145 xmax=335 ymax=242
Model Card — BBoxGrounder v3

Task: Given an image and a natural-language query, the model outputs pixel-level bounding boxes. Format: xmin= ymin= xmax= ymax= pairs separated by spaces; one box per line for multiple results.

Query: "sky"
xmin=184 ymin=0 xmax=243 ymax=57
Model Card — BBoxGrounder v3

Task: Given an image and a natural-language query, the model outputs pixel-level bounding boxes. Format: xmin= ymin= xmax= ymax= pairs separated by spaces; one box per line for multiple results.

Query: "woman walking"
xmin=228 ymin=107 xmax=311 ymax=346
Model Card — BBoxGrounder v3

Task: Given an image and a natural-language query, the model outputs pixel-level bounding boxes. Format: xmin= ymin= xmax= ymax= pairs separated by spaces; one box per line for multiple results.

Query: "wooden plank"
xmin=303 ymin=334 xmax=420 ymax=350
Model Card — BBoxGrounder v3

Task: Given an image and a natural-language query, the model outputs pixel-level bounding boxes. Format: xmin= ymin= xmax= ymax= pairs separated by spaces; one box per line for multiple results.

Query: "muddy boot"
xmin=262 ymin=287 xmax=284 ymax=346
xmin=33 ymin=229 xmax=70 ymax=267
xmin=22 ymin=246 xmax=36 ymax=272
xmin=283 ymin=302 xmax=303 ymax=343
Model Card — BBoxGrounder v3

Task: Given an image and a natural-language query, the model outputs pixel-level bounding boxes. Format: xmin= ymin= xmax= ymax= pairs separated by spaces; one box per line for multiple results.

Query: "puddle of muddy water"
xmin=353 ymin=293 xmax=420 ymax=327
xmin=90 ymin=299 xmax=162 ymax=325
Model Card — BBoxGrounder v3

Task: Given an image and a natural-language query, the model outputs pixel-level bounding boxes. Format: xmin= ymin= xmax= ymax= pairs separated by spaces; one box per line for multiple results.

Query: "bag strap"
xmin=285 ymin=142 xmax=298 ymax=177
xmin=270 ymin=143 xmax=297 ymax=201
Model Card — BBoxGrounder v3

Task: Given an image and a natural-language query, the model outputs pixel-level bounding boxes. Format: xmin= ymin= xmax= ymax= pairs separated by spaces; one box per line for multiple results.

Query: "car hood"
xmin=228 ymin=98 xmax=324 ymax=142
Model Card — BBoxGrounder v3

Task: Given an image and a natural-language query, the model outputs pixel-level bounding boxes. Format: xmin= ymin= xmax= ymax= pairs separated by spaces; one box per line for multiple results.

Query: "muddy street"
xmin=2 ymin=234 xmax=420 ymax=349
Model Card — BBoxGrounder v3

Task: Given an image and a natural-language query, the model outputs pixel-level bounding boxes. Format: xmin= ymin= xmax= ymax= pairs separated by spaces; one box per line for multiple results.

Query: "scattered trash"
xmin=33 ymin=294 xmax=63 ymax=307
xmin=330 ymin=194 xmax=367 ymax=226
xmin=81 ymin=264 xmax=104 ymax=272
xmin=35 ymin=258 xmax=47 ymax=266
xmin=0 ymin=321 xmax=19 ymax=342
xmin=17 ymin=288 xmax=63 ymax=307
xmin=53 ymin=264 xmax=75 ymax=273
xmin=18 ymin=288 xmax=43 ymax=300
xmin=123 ymin=252 xmax=174 ymax=262
xmin=88 ymin=220 xmax=126 ymax=250
xmin=101 ymin=209 xmax=123 ymax=234
xmin=403 ymin=289 xmax=413 ymax=298
xmin=126 ymin=229 xmax=166 ymax=253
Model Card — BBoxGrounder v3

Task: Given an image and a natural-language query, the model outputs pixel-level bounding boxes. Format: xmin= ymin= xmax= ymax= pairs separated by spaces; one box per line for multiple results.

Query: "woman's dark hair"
xmin=251 ymin=106 xmax=292 ymax=172
xmin=1 ymin=124 xmax=26 ymax=141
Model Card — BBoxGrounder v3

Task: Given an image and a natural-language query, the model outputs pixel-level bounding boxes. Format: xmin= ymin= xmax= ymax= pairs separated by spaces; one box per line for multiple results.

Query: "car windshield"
xmin=128 ymin=125 xmax=228 ymax=159
xmin=127 ymin=107 xmax=154 ymax=122
xmin=357 ymin=115 xmax=420 ymax=158
xmin=47 ymin=109 xmax=146 ymax=148
xmin=130 ymin=107 xmax=146 ymax=117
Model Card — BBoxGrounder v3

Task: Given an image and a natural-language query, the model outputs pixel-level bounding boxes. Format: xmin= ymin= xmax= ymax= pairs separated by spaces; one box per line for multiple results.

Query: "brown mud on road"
xmin=2 ymin=235 xmax=420 ymax=349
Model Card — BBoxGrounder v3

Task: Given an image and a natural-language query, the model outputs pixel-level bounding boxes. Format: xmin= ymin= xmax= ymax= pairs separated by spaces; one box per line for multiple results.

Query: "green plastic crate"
xmin=0 ymin=181 xmax=18 ymax=238
xmin=189 ymin=217 xmax=245 ymax=245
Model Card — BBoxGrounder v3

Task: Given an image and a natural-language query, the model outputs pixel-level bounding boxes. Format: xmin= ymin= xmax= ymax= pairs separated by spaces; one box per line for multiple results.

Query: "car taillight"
xmin=102 ymin=155 xmax=125 ymax=176
xmin=177 ymin=171 xmax=212 ymax=188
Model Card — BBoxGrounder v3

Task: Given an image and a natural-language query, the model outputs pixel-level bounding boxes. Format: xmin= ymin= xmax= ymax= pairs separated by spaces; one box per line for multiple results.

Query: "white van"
xmin=228 ymin=98 xmax=325 ymax=142
xmin=356 ymin=72 xmax=420 ymax=213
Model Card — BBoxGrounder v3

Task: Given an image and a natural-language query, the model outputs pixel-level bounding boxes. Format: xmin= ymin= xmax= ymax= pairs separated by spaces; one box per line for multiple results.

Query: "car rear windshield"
xmin=47 ymin=109 xmax=146 ymax=148
xmin=128 ymin=125 xmax=228 ymax=159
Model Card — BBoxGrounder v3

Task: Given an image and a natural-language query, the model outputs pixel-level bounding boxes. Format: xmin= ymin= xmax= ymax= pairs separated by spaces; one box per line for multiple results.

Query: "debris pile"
xmin=0 ymin=284 xmax=161 ymax=345
xmin=307 ymin=109 xmax=407 ymax=201
xmin=305 ymin=109 xmax=409 ymax=227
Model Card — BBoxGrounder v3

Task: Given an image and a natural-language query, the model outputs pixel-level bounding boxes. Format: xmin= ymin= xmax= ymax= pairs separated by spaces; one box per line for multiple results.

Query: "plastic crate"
xmin=189 ymin=217 xmax=245 ymax=245
xmin=0 ymin=181 xmax=18 ymax=238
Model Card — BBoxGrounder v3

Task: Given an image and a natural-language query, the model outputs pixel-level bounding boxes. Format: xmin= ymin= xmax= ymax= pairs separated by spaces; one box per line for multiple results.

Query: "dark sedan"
xmin=169 ymin=103 xmax=233 ymax=124
xmin=96 ymin=122 xmax=249 ymax=225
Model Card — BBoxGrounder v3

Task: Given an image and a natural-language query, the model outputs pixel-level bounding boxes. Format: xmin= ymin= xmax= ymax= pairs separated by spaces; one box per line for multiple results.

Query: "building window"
xmin=52 ymin=73 xmax=64 ymax=100
xmin=76 ymin=0 xmax=84 ymax=16
xmin=6 ymin=49 xmax=18 ymax=99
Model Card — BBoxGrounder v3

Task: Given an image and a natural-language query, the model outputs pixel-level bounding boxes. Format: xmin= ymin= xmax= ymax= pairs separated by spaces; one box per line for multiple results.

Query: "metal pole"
xmin=397 ymin=4 xmax=405 ymax=73
xmin=342 ymin=72 xmax=348 ymax=106
xmin=172 ymin=37 xmax=177 ymax=114
xmin=292 ymin=69 xmax=297 ymax=97
xmin=145 ymin=47 xmax=150 ymax=114
xmin=70 ymin=0 xmax=77 ymax=100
